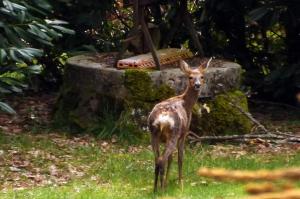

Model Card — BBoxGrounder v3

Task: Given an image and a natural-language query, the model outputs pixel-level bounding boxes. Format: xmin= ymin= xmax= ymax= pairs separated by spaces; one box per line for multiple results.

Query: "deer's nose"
xmin=195 ymin=82 xmax=201 ymax=88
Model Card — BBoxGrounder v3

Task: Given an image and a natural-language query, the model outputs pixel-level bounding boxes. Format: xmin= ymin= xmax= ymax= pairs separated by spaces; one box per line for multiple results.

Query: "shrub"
xmin=0 ymin=0 xmax=74 ymax=113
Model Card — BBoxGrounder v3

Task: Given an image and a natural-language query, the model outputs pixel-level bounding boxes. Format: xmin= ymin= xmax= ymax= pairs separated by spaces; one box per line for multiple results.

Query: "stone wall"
xmin=54 ymin=53 xmax=252 ymax=136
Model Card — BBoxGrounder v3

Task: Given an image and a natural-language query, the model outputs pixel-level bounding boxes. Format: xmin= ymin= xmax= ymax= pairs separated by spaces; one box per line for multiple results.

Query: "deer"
xmin=147 ymin=58 xmax=212 ymax=192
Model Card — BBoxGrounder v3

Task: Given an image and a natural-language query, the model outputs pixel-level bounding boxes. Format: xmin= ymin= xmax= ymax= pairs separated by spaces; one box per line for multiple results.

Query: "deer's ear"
xmin=180 ymin=60 xmax=191 ymax=75
xmin=199 ymin=57 xmax=213 ymax=72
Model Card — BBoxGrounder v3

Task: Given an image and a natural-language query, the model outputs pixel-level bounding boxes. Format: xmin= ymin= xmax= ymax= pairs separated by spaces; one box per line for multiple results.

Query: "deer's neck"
xmin=182 ymin=86 xmax=200 ymax=113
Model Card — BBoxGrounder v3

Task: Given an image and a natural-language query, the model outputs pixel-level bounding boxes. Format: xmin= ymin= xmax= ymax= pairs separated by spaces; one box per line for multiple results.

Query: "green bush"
xmin=0 ymin=0 xmax=74 ymax=113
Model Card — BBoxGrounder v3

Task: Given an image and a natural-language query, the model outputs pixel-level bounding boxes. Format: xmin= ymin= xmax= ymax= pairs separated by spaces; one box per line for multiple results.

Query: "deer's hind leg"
xmin=160 ymin=133 xmax=178 ymax=190
xmin=178 ymin=136 xmax=186 ymax=191
xmin=165 ymin=154 xmax=173 ymax=186
xmin=151 ymin=131 xmax=160 ymax=192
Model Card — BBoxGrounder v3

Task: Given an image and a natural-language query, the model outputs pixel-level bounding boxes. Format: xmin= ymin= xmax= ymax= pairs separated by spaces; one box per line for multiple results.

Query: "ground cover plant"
xmin=0 ymin=94 xmax=299 ymax=199
xmin=1 ymin=131 xmax=300 ymax=199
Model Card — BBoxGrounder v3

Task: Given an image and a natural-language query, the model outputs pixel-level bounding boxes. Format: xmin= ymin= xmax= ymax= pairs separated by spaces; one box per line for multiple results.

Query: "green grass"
xmin=0 ymin=132 xmax=300 ymax=199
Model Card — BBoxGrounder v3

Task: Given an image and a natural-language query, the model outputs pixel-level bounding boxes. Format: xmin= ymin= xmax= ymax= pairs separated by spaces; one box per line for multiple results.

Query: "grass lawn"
xmin=1 ymin=132 xmax=300 ymax=199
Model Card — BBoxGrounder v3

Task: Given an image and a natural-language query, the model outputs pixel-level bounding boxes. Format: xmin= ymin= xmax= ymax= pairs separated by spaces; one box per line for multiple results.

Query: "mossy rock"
xmin=191 ymin=90 xmax=252 ymax=135
xmin=124 ymin=69 xmax=175 ymax=103
xmin=54 ymin=86 xmax=123 ymax=130
xmin=53 ymin=69 xmax=175 ymax=141
xmin=55 ymin=54 xmax=248 ymax=138
xmin=123 ymin=69 xmax=175 ymax=127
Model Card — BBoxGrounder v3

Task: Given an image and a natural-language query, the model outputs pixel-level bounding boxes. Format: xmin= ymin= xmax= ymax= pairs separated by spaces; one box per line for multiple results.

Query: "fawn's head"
xmin=180 ymin=58 xmax=212 ymax=91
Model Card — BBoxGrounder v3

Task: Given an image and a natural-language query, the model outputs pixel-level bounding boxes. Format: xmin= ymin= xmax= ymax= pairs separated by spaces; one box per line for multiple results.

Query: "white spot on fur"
xmin=152 ymin=113 xmax=175 ymax=129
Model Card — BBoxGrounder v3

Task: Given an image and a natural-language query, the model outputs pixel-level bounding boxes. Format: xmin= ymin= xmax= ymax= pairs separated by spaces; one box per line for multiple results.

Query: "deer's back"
xmin=148 ymin=97 xmax=188 ymax=136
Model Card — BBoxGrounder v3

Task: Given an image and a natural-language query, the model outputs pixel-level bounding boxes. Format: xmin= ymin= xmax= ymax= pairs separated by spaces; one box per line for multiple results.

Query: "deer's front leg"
xmin=178 ymin=136 xmax=185 ymax=191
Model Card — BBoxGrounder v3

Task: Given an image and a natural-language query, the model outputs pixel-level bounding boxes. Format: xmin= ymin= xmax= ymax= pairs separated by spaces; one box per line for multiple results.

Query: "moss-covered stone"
xmin=191 ymin=90 xmax=252 ymax=135
xmin=55 ymin=81 xmax=251 ymax=137
xmin=124 ymin=69 xmax=175 ymax=103
xmin=53 ymin=69 xmax=175 ymax=141
xmin=122 ymin=70 xmax=252 ymax=136
xmin=123 ymin=69 xmax=175 ymax=129
xmin=54 ymin=60 xmax=249 ymax=139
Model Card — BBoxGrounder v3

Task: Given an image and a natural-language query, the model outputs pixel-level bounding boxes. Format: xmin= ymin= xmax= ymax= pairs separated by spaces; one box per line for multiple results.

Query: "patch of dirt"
xmin=0 ymin=135 xmax=89 ymax=191
xmin=0 ymin=130 xmax=148 ymax=191
xmin=249 ymin=100 xmax=300 ymax=134
xmin=207 ymin=142 xmax=300 ymax=159
xmin=0 ymin=93 xmax=56 ymax=134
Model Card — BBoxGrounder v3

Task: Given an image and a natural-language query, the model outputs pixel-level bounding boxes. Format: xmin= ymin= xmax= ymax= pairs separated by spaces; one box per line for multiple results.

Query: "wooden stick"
xmin=140 ymin=8 xmax=161 ymax=70
xmin=189 ymin=133 xmax=283 ymax=142
xmin=198 ymin=167 xmax=300 ymax=182
xmin=113 ymin=8 xmax=131 ymax=29
xmin=220 ymin=92 xmax=269 ymax=134
xmin=247 ymin=190 xmax=300 ymax=199
xmin=228 ymin=100 xmax=269 ymax=133
xmin=133 ymin=0 xmax=139 ymax=27
xmin=189 ymin=133 xmax=300 ymax=144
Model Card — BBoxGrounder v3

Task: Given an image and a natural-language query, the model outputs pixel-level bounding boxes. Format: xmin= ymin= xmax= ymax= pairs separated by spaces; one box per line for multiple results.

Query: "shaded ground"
xmin=249 ymin=100 xmax=300 ymax=133
xmin=0 ymin=93 xmax=56 ymax=134
xmin=0 ymin=93 xmax=299 ymax=198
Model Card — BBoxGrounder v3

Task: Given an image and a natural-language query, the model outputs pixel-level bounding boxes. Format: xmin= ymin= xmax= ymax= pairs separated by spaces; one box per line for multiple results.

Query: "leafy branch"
xmin=0 ymin=0 xmax=74 ymax=114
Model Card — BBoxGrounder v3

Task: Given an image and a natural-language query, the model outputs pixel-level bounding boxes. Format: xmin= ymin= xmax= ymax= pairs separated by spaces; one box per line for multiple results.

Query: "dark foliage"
xmin=1 ymin=0 xmax=299 ymax=114
xmin=0 ymin=0 xmax=74 ymax=113
xmin=51 ymin=0 xmax=299 ymax=104
xmin=52 ymin=0 xmax=122 ymax=52
xmin=196 ymin=0 xmax=300 ymax=103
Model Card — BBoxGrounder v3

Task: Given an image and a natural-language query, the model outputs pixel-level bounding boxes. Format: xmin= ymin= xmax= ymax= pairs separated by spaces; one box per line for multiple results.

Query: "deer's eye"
xmin=189 ymin=77 xmax=193 ymax=80
xmin=201 ymin=76 xmax=204 ymax=79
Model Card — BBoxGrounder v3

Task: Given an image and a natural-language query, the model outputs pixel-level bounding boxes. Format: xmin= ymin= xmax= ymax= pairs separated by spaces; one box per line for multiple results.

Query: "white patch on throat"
xmin=153 ymin=113 xmax=175 ymax=128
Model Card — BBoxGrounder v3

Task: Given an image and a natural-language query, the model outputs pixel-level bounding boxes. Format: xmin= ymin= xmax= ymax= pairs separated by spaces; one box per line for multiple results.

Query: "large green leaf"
xmin=51 ymin=25 xmax=75 ymax=34
xmin=28 ymin=64 xmax=42 ymax=74
xmin=0 ymin=102 xmax=16 ymax=114
xmin=0 ymin=49 xmax=7 ymax=64
xmin=0 ymin=0 xmax=74 ymax=107
xmin=249 ymin=6 xmax=269 ymax=21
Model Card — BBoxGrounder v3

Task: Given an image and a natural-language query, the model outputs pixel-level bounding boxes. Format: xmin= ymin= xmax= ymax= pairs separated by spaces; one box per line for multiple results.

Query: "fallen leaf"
xmin=9 ymin=166 xmax=21 ymax=172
